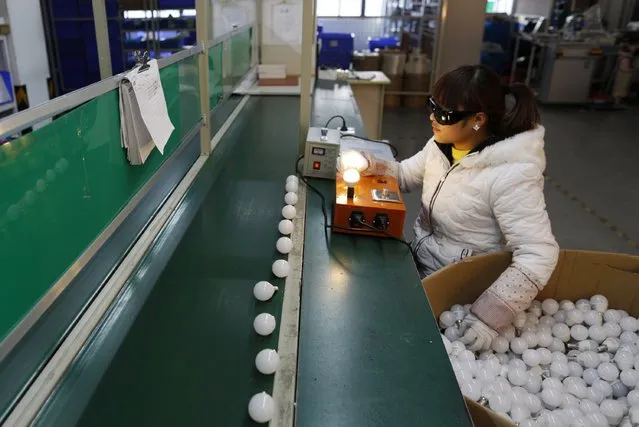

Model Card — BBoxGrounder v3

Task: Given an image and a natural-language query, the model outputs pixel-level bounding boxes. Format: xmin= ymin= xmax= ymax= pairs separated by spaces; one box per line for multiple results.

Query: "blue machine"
xmin=318 ymin=33 xmax=354 ymax=69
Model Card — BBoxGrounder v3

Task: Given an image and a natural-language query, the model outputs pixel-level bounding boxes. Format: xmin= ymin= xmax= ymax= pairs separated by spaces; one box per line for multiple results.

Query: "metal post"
xmin=299 ymin=0 xmax=315 ymax=152
xmin=92 ymin=0 xmax=113 ymax=79
xmin=196 ymin=0 xmax=211 ymax=155
xmin=255 ymin=0 xmax=262 ymax=64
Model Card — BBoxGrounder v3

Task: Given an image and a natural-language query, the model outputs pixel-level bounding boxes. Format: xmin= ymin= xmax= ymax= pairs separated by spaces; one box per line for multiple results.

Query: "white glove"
xmin=459 ymin=314 xmax=499 ymax=352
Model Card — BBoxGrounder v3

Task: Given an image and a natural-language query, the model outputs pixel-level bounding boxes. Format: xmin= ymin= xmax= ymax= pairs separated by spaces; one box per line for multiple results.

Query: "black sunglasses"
xmin=428 ymin=96 xmax=477 ymax=126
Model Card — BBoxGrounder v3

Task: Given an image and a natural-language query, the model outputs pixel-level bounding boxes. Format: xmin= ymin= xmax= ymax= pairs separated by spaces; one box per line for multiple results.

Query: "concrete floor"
xmin=382 ymin=105 xmax=639 ymax=256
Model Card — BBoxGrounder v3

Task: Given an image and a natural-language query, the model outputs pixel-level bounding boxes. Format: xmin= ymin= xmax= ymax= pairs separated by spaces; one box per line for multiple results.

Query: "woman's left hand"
xmin=459 ymin=314 xmax=498 ymax=352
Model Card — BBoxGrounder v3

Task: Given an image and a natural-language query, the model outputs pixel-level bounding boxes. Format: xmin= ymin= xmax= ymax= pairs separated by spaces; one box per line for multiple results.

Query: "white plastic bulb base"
xmin=253 ymin=281 xmax=278 ymax=302
xmin=253 ymin=313 xmax=277 ymax=336
xmin=278 ymin=219 xmax=294 ymax=235
xmin=248 ymin=392 xmax=275 ymax=423
xmin=255 ymin=349 xmax=280 ymax=375
xmin=282 ymin=205 xmax=296 ymax=220
xmin=272 ymin=259 xmax=290 ymax=278
xmin=276 ymin=237 xmax=293 ymax=254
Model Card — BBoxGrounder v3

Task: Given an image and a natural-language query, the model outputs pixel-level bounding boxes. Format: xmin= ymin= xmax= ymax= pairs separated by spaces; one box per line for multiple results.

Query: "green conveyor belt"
xmin=37 ymin=96 xmax=302 ymax=427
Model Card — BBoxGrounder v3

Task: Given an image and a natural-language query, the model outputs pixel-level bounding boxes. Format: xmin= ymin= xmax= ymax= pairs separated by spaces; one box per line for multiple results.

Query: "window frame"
xmin=316 ymin=0 xmax=386 ymax=18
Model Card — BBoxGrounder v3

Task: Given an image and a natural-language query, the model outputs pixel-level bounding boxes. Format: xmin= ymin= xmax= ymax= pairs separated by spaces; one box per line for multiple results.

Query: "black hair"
xmin=432 ymin=65 xmax=540 ymax=139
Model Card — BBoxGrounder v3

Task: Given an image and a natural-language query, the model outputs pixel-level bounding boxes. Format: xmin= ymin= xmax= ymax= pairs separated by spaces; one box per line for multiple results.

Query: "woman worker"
xmin=340 ymin=65 xmax=559 ymax=352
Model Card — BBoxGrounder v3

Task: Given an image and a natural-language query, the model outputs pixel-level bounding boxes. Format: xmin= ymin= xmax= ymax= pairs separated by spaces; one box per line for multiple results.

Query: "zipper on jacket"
xmin=413 ymin=152 xmax=477 ymax=256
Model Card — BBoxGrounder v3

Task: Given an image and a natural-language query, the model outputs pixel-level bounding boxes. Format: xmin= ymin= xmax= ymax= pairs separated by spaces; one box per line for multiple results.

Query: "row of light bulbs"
xmin=248 ymin=175 xmax=299 ymax=424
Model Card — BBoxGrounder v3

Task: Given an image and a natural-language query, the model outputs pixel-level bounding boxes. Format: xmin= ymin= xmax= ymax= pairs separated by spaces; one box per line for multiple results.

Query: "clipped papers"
xmin=119 ymin=59 xmax=174 ymax=165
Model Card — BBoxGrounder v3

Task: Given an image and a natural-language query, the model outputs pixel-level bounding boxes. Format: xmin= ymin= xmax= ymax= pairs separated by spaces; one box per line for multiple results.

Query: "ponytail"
xmin=500 ymin=83 xmax=540 ymax=138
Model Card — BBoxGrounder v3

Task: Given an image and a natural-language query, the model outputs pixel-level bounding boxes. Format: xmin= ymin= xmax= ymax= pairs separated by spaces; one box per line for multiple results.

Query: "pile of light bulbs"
xmin=442 ymin=295 xmax=639 ymax=426
xmin=248 ymin=174 xmax=300 ymax=424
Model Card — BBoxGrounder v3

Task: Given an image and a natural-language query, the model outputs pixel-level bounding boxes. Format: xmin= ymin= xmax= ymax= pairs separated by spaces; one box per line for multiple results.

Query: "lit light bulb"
xmin=600 ymin=399 xmax=624 ymax=426
xmin=566 ymin=309 xmax=585 ymax=326
xmin=282 ymin=205 xmax=296 ymax=220
xmin=571 ymin=325 xmax=589 ymax=341
xmin=284 ymin=192 xmax=298 ymax=205
xmin=340 ymin=150 xmax=368 ymax=171
xmin=272 ymin=259 xmax=290 ymax=278
xmin=552 ymin=323 xmax=571 ymax=342
xmin=285 ymin=180 xmax=299 ymax=193
xmin=584 ymin=310 xmax=603 ymax=327
xmin=255 ymin=349 xmax=280 ymax=374
xmin=253 ymin=281 xmax=279 ymax=301
xmin=276 ymin=237 xmax=293 ymax=254
xmin=248 ymin=392 xmax=275 ymax=423
xmin=588 ymin=325 xmax=607 ymax=343
xmin=343 ymin=168 xmax=360 ymax=185
xmin=278 ymin=219 xmax=294 ymax=235
xmin=582 ymin=368 xmax=600 ymax=386
xmin=511 ymin=337 xmax=529 ymax=355
xmin=543 ymin=299 xmax=560 ymax=315
xmin=254 ymin=313 xmax=277 ymax=336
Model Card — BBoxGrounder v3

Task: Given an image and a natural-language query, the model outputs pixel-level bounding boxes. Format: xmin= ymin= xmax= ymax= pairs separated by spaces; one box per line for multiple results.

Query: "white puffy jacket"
xmin=390 ymin=126 xmax=559 ymax=330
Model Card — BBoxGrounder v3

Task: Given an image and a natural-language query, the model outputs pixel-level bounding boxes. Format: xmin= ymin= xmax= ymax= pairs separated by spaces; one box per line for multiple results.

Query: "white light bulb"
xmin=458 ymin=349 xmax=476 ymax=362
xmin=282 ymin=205 xmax=296 ymax=220
xmin=576 ymin=299 xmax=591 ymax=312
xmin=564 ymin=377 xmax=588 ymax=399
xmin=529 ymin=305 xmax=543 ymax=319
xmin=285 ymin=180 xmax=299 ymax=193
xmin=620 ymin=316 xmax=639 ymax=332
xmin=586 ymin=411 xmax=609 ymax=427
xmin=543 ymin=377 xmax=564 ymax=390
xmin=560 ymin=300 xmax=576 ymax=311
xmin=286 ymin=175 xmax=298 ymax=184
xmin=460 ymin=379 xmax=482 ymax=401
xmin=511 ymin=404 xmax=531 ymax=423
xmin=439 ymin=311 xmax=456 ymax=328
xmin=631 ymin=406 xmax=639 ymax=424
xmin=584 ymin=310 xmax=603 ymax=326
xmin=602 ymin=337 xmax=621 ymax=352
xmin=491 ymin=336 xmax=509 ymax=353
xmin=568 ymin=339 xmax=598 ymax=352
xmin=550 ymin=361 xmax=570 ymax=380
xmin=590 ymin=295 xmax=608 ymax=313
xmin=537 ymin=330 xmax=554 ymax=348
xmin=526 ymin=393 xmax=543 ymax=414
xmin=276 ymin=237 xmax=293 ymax=254
xmin=253 ymin=281 xmax=278 ymax=301
xmin=615 ymin=349 xmax=635 ymax=371
xmin=582 ymin=368 xmax=600 ymax=385
xmin=619 ymin=310 xmax=630 ymax=318
xmin=577 ymin=351 xmax=601 ymax=369
xmin=523 ymin=349 xmax=541 ymax=367
xmin=255 ymin=349 xmax=280 ymax=374
xmin=272 ymin=259 xmax=290 ymax=278
xmin=278 ymin=219 xmax=294 ymax=235
xmin=488 ymin=392 xmax=512 ymax=413
xmin=592 ymin=380 xmax=613 ymax=398
xmin=509 ymin=358 xmax=527 ymax=371
xmin=568 ymin=361 xmax=584 ymax=378
xmin=248 ymin=392 xmax=275 ymax=423
xmin=449 ymin=341 xmax=466 ymax=357
xmin=538 ymin=348 xmax=553 ymax=366
xmin=525 ymin=372 xmax=542 ymax=394
xmin=588 ymin=325 xmax=607 ymax=343
xmin=580 ymin=399 xmax=600 ymax=414
xmin=540 ymin=315 xmax=557 ymax=327
xmin=254 ymin=313 xmax=277 ymax=336
xmin=612 ymin=380 xmax=630 ymax=399
xmin=566 ymin=309 xmax=585 ymax=326
xmin=628 ymin=390 xmax=639 ymax=407
xmin=600 ymin=399 xmax=624 ymax=425
xmin=620 ymin=416 xmax=633 ymax=427
xmin=444 ymin=326 xmax=463 ymax=342
xmin=603 ymin=321 xmax=622 ymax=338
xmin=598 ymin=362 xmax=620 ymax=382
xmin=541 ymin=388 xmax=563 ymax=408
xmin=501 ymin=325 xmax=516 ymax=340
xmin=620 ymin=331 xmax=637 ymax=345
xmin=511 ymin=337 xmax=529 ymax=355
xmin=604 ymin=309 xmax=622 ymax=323
xmin=522 ymin=331 xmax=539 ymax=348
xmin=549 ymin=338 xmax=566 ymax=353
xmin=508 ymin=367 xmax=528 ymax=386
xmin=284 ymin=192 xmax=298 ymax=205
xmin=554 ymin=310 xmax=567 ymax=323
xmin=552 ymin=352 xmax=569 ymax=365
xmin=543 ymin=299 xmax=560 ymax=315
xmin=514 ymin=311 xmax=527 ymax=328
xmin=476 ymin=367 xmax=497 ymax=385
xmin=587 ymin=386 xmax=605 ymax=404
xmin=571 ymin=325 xmax=589 ymax=341
xmin=552 ymin=323 xmax=571 ymax=342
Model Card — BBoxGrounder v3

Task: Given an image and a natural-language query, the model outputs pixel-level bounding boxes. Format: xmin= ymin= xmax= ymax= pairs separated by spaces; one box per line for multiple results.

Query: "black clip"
xmin=135 ymin=50 xmax=151 ymax=73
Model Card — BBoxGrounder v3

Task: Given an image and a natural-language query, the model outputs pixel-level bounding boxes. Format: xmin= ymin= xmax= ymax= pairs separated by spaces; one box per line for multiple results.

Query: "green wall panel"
xmin=209 ymin=43 xmax=224 ymax=108
xmin=0 ymin=56 xmax=201 ymax=342
xmin=230 ymin=28 xmax=252 ymax=87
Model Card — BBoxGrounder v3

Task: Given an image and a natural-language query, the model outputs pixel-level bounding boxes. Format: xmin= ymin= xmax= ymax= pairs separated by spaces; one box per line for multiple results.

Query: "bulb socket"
xmin=347 ymin=186 xmax=355 ymax=199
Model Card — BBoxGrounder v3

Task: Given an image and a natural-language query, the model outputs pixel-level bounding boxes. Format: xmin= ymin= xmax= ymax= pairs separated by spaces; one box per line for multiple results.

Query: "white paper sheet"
xmin=126 ymin=59 xmax=174 ymax=154
xmin=271 ymin=3 xmax=301 ymax=45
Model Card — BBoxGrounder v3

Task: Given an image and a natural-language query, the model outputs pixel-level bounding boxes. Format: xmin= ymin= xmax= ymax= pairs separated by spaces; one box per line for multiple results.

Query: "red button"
xmin=313 ymin=161 xmax=321 ymax=170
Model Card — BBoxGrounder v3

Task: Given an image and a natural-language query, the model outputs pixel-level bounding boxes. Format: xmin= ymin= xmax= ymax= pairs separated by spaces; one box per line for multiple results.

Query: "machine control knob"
xmin=382 ymin=188 xmax=390 ymax=197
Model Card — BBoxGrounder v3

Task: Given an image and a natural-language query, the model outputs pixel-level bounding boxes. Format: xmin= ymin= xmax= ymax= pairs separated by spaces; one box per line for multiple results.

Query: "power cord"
xmin=324 ymin=115 xmax=348 ymax=131
xmin=295 ymin=155 xmax=414 ymax=256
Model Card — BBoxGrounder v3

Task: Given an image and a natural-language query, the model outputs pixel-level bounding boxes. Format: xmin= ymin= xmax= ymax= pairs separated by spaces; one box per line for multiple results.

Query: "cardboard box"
xmin=422 ymin=250 xmax=639 ymax=427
